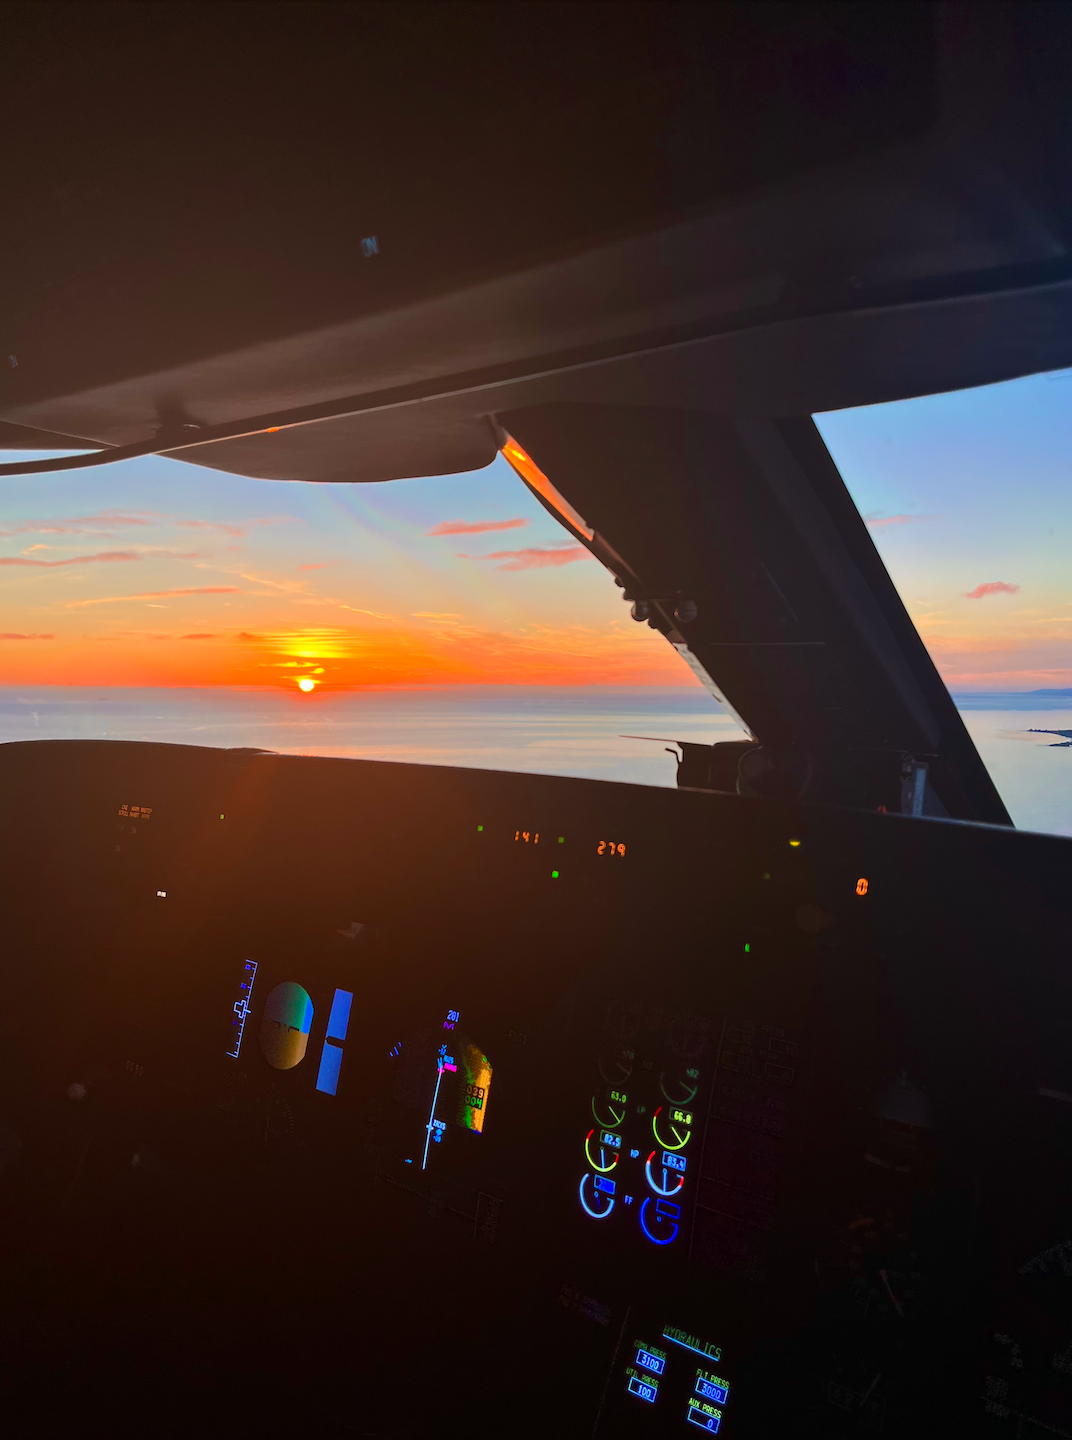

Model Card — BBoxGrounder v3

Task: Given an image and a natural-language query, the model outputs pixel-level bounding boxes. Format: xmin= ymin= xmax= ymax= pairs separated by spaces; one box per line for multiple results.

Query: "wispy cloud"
xmin=460 ymin=544 xmax=590 ymax=571
xmin=864 ymin=512 xmax=934 ymax=529
xmin=298 ymin=563 xmax=325 ymax=570
xmin=126 ymin=547 xmax=203 ymax=560
xmin=0 ymin=511 xmax=155 ymax=538
xmin=0 ymin=511 xmax=296 ymax=540
xmin=413 ymin=612 xmax=463 ymax=620
xmin=964 ymin=581 xmax=1020 ymax=600
xmin=0 ymin=549 xmax=141 ymax=568
xmin=0 ymin=632 xmax=53 ymax=640
xmin=177 ymin=517 xmax=296 ymax=536
xmin=340 ymin=604 xmax=394 ymax=619
xmin=67 ymin=586 xmax=242 ymax=609
xmin=175 ymin=519 xmax=247 ymax=537
xmin=180 ymin=633 xmax=217 ymax=640
xmin=428 ymin=517 xmax=529 ymax=537
xmin=230 ymin=568 xmax=317 ymax=596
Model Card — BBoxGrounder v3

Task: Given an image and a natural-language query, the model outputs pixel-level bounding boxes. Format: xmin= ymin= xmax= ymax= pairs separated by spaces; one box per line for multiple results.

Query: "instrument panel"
xmin=0 ymin=740 xmax=1068 ymax=1438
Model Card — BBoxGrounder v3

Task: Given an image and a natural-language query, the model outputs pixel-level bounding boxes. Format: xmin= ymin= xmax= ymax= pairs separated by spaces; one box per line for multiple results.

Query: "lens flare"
xmin=297 ymin=676 xmax=316 ymax=692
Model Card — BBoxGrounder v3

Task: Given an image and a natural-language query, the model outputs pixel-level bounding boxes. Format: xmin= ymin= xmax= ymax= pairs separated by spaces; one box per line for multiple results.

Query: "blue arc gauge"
xmin=579 ymin=1172 xmax=616 ymax=1219
xmin=645 ymin=1150 xmax=685 ymax=1197
xmin=640 ymin=1197 xmax=680 ymax=1245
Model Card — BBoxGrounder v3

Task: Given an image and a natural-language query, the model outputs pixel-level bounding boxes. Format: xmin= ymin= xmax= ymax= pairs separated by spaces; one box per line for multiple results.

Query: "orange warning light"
xmin=856 ymin=877 xmax=869 ymax=896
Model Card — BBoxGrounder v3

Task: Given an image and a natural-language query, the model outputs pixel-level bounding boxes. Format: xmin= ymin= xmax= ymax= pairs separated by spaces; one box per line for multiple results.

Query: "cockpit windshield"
xmin=817 ymin=368 xmax=1072 ymax=836
xmin=0 ymin=446 xmax=745 ymax=784
xmin=7 ymin=378 xmax=1072 ymax=835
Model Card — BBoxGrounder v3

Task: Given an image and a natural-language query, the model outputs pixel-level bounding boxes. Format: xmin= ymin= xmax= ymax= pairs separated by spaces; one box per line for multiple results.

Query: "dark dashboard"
xmin=0 ymin=739 xmax=1068 ymax=1437
xmin=2 ymin=6 xmax=1072 ymax=1436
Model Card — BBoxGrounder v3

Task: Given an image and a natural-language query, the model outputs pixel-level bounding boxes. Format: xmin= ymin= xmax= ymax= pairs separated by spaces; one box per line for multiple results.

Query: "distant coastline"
xmin=952 ymin=689 xmax=1072 ymax=710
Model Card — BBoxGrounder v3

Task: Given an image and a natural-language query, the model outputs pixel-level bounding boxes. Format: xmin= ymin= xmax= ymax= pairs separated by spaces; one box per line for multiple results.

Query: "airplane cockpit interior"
xmin=2 ymin=3 xmax=1072 ymax=1435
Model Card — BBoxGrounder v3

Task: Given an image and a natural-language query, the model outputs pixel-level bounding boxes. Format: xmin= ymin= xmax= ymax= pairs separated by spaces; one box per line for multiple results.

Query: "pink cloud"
xmin=461 ymin=544 xmax=590 ymax=571
xmin=964 ymin=581 xmax=1020 ymax=600
xmin=298 ymin=563 xmax=325 ymax=570
xmin=864 ymin=513 xmax=934 ymax=529
xmin=67 ymin=586 xmax=242 ymax=609
xmin=176 ymin=519 xmax=246 ymax=537
xmin=0 ymin=632 xmax=53 ymax=640
xmin=0 ymin=512 xmax=155 ymax=538
xmin=428 ymin=518 xmax=529 ymax=536
xmin=0 ymin=549 xmax=140 ymax=567
xmin=123 ymin=548 xmax=202 ymax=559
xmin=474 ymin=546 xmax=590 ymax=570
xmin=0 ymin=511 xmax=292 ymax=539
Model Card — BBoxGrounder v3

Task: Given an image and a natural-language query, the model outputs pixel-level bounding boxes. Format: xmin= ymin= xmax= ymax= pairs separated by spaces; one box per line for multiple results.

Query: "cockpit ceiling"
xmin=2 ymin=2 xmax=1072 ymax=482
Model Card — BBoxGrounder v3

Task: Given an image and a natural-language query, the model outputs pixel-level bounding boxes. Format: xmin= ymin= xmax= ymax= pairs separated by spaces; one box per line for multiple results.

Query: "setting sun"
xmin=297 ymin=677 xmax=316 ymax=692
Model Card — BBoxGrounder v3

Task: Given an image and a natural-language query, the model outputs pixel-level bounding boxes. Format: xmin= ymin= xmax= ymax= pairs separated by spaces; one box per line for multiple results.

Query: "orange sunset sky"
xmin=1 ymin=366 xmax=1070 ymax=697
xmin=0 ymin=448 xmax=689 ymax=692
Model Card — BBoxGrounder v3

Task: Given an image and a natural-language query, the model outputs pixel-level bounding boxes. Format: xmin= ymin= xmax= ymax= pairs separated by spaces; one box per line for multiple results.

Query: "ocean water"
xmin=0 ymin=685 xmax=743 ymax=789
xmin=0 ymin=685 xmax=1069 ymax=837
xmin=953 ymin=693 xmax=1072 ymax=838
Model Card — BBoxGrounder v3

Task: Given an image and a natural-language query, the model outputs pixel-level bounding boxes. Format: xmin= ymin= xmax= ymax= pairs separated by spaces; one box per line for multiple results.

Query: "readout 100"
xmin=597 ymin=841 xmax=627 ymax=858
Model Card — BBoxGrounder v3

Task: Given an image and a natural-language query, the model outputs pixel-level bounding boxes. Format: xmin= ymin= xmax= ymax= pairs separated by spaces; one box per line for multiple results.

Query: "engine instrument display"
xmin=0 ymin=740 xmax=1068 ymax=1440
xmin=578 ymin=1001 xmax=706 ymax=1251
